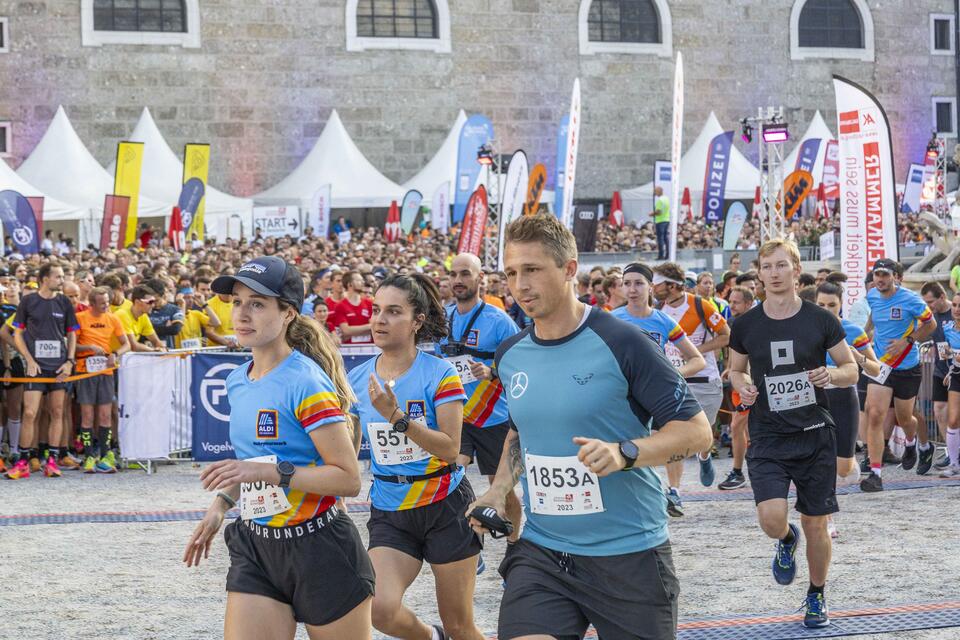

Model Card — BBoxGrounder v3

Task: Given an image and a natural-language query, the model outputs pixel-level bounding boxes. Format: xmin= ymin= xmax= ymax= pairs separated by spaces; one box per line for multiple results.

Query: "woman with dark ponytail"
xmin=348 ymin=273 xmax=483 ymax=640
xmin=183 ymin=256 xmax=374 ymax=639
xmin=815 ymin=281 xmax=882 ymax=538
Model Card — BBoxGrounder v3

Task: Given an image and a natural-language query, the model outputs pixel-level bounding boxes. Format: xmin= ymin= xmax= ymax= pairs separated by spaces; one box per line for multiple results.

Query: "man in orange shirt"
xmin=75 ymin=287 xmax=130 ymax=473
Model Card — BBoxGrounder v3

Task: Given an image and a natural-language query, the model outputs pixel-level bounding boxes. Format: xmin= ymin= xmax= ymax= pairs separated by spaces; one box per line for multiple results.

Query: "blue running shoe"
xmin=802 ymin=591 xmax=830 ymax=628
xmin=772 ymin=523 xmax=800 ymax=585
xmin=476 ymin=553 xmax=485 ymax=576
xmin=666 ymin=488 xmax=684 ymax=517
xmin=698 ymin=455 xmax=715 ymax=487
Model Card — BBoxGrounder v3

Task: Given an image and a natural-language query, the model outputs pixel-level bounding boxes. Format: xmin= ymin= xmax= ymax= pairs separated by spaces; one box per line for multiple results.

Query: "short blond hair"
xmin=504 ymin=213 xmax=577 ymax=267
xmin=757 ymin=239 xmax=801 ymax=270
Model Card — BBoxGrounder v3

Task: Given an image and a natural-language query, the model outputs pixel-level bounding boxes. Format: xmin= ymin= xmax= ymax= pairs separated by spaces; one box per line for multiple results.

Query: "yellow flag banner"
xmin=113 ymin=141 xmax=145 ymax=247
xmin=183 ymin=143 xmax=211 ymax=241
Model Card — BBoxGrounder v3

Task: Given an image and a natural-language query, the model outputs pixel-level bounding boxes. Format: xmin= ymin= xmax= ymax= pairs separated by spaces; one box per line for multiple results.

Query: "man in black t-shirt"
xmin=5 ymin=263 xmax=78 ymax=480
xmin=920 ymin=282 xmax=952 ymax=472
xmin=728 ymin=240 xmax=857 ymax=630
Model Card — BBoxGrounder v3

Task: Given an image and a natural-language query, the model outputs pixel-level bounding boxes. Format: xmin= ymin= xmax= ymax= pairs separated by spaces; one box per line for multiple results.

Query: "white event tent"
xmin=18 ymin=106 xmax=171 ymax=246
xmin=107 ymin=108 xmax=253 ymax=238
xmin=254 ymin=109 xmax=404 ymax=209
xmin=621 ymin=112 xmax=758 ymax=223
xmin=782 ymin=110 xmax=835 ymax=186
xmin=0 ymin=158 xmax=87 ymax=221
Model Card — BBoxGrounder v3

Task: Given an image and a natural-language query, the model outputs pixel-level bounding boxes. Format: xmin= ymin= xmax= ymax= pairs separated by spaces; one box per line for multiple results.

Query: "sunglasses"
xmin=142 ymin=298 xmax=156 ymax=305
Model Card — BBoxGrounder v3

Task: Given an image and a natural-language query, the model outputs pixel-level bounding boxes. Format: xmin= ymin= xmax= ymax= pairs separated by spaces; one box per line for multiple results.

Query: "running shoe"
xmin=802 ymin=591 xmax=830 ymax=628
xmin=698 ymin=455 xmax=715 ymax=487
xmin=96 ymin=456 xmax=117 ymax=474
xmin=859 ymin=455 xmax=871 ymax=473
xmin=859 ymin=471 xmax=883 ymax=493
xmin=82 ymin=456 xmax=97 ymax=474
xmin=666 ymin=488 xmax=684 ymax=517
xmin=476 ymin=553 xmax=485 ymax=576
xmin=29 ymin=456 xmax=41 ymax=473
xmin=718 ymin=470 xmax=746 ymax=490
xmin=917 ymin=445 xmax=934 ymax=476
xmin=939 ymin=465 xmax=960 ymax=478
xmin=827 ymin=516 xmax=838 ymax=539
xmin=59 ymin=453 xmax=80 ymax=470
xmin=772 ymin=523 xmax=800 ymax=585
xmin=882 ymin=445 xmax=901 ymax=465
xmin=0 ymin=458 xmax=5 ymax=474
xmin=5 ymin=459 xmax=29 ymax=479
xmin=102 ymin=450 xmax=118 ymax=470
xmin=900 ymin=444 xmax=917 ymax=471
xmin=934 ymin=452 xmax=951 ymax=470
xmin=73 ymin=436 xmax=84 ymax=456
xmin=43 ymin=456 xmax=61 ymax=478
xmin=432 ymin=624 xmax=449 ymax=640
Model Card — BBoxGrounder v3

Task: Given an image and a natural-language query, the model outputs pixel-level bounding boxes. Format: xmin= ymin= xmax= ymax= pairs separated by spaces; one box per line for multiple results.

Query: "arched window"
xmin=346 ymin=0 xmax=451 ymax=53
xmin=81 ymin=0 xmax=200 ymax=47
xmin=790 ymin=0 xmax=874 ymax=61
xmin=578 ymin=0 xmax=672 ymax=57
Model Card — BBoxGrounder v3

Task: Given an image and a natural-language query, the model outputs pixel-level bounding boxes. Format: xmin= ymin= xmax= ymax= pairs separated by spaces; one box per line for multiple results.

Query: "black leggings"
xmin=826 ymin=386 xmax=860 ymax=459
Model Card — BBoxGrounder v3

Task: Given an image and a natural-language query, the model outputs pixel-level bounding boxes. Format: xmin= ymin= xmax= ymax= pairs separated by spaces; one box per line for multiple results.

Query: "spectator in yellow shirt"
xmin=195 ymin=276 xmax=238 ymax=347
xmin=174 ymin=287 xmax=233 ymax=349
xmin=115 ymin=285 xmax=165 ymax=352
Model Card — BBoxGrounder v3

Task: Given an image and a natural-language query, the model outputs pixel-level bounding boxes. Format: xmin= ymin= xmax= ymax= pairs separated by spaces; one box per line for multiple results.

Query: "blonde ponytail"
xmin=285 ymin=311 xmax=360 ymax=450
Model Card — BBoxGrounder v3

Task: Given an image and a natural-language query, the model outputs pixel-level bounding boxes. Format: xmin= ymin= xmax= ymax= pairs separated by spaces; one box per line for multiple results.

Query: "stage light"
xmin=762 ymin=124 xmax=789 ymax=143
xmin=477 ymin=144 xmax=493 ymax=166
xmin=740 ymin=120 xmax=753 ymax=144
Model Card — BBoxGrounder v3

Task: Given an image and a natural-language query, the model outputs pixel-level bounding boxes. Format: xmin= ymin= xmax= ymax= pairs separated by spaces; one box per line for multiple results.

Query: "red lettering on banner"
xmin=839 ymin=111 xmax=860 ymax=134
xmin=862 ymin=142 xmax=886 ymax=264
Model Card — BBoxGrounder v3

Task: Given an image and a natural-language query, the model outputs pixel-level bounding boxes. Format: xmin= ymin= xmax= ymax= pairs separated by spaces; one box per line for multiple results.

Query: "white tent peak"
xmin=108 ymin=107 xmax=252 ymax=215
xmin=17 ymin=105 xmax=168 ymax=216
xmin=401 ymin=109 xmax=466 ymax=201
xmin=254 ymin=108 xmax=404 ymax=208
xmin=0 ymin=158 xmax=86 ymax=220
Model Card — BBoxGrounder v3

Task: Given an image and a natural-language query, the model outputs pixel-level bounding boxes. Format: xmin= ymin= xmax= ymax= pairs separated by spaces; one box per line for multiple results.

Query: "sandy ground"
xmin=1 ymin=455 xmax=958 ymax=640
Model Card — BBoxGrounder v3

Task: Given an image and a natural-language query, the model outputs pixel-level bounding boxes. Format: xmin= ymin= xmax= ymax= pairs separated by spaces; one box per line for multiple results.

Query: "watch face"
xmin=394 ymin=418 xmax=409 ymax=433
xmin=621 ymin=441 xmax=639 ymax=460
xmin=278 ymin=461 xmax=295 ymax=475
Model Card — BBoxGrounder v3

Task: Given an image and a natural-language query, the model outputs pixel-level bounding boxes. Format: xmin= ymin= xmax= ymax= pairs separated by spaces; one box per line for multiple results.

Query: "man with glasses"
xmin=115 ymin=285 xmax=166 ymax=352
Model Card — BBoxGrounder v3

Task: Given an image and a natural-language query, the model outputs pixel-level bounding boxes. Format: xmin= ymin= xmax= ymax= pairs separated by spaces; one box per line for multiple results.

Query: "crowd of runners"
xmin=1 ymin=215 xmax=955 ymax=639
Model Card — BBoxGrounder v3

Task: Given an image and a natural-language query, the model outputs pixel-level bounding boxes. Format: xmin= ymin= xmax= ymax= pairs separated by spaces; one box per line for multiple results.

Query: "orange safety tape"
xmin=0 ymin=349 xmax=209 ymax=383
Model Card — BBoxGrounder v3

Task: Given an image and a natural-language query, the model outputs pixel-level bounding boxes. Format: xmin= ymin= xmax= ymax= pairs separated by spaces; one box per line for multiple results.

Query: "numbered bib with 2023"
xmin=368 ymin=422 xmax=431 ymax=466
xmin=239 ymin=455 xmax=292 ymax=521
xmin=764 ymin=372 xmax=816 ymax=412
xmin=524 ymin=453 xmax=604 ymax=516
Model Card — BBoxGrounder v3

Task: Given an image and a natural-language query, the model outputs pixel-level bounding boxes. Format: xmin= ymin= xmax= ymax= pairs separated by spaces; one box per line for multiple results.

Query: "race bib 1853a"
xmin=524 ymin=453 xmax=605 ymax=516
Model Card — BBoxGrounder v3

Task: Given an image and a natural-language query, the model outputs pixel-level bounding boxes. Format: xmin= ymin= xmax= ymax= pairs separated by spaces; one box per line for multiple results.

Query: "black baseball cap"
xmin=871 ymin=258 xmax=899 ymax=275
xmin=211 ymin=256 xmax=304 ymax=310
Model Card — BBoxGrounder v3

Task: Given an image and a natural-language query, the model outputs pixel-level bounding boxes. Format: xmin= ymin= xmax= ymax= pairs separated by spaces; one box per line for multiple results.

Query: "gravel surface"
xmin=1 ymin=456 xmax=957 ymax=640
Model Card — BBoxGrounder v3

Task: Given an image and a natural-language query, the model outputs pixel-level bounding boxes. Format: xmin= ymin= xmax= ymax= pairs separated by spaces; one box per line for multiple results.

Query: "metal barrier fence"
xmin=918 ymin=342 xmax=941 ymax=443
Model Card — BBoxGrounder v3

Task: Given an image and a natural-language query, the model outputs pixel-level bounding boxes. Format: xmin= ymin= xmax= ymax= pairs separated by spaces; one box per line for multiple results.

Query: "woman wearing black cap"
xmin=182 ymin=256 xmax=374 ymax=639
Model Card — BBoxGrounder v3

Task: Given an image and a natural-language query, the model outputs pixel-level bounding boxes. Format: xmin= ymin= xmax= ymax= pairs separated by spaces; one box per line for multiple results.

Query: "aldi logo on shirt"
xmin=890 ymin=307 xmax=902 ymax=321
xmin=406 ymin=400 xmax=426 ymax=420
xmin=256 ymin=410 xmax=279 ymax=439
xmin=466 ymin=329 xmax=479 ymax=347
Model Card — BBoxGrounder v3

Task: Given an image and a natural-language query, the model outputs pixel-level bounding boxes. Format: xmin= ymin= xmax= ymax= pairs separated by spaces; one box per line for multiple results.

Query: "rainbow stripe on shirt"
xmin=434 ymin=374 xmax=465 ymax=402
xmin=464 ymin=378 xmax=504 ymax=426
xmin=879 ymin=307 xmax=933 ymax=368
xmin=666 ymin=324 xmax=684 ymax=343
xmin=297 ymin=391 xmax=343 ymax=429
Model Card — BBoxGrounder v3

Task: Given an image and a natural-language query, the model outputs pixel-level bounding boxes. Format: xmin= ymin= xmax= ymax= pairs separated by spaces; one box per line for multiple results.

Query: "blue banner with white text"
xmin=701 ymin=132 xmax=733 ymax=223
xmin=794 ymin=138 xmax=822 ymax=174
xmin=0 ymin=190 xmax=41 ymax=255
xmin=453 ymin=115 xmax=494 ymax=225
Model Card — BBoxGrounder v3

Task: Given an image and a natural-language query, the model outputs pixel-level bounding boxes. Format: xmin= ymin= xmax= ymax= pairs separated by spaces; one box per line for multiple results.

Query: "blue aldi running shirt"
xmin=825 ymin=319 xmax=870 ymax=367
xmin=227 ymin=350 xmax=348 ymax=527
xmin=866 ymin=286 xmax=933 ymax=370
xmin=349 ymin=351 xmax=467 ymax=511
xmin=495 ymin=306 xmax=702 ymax=557
xmin=610 ymin=306 xmax=684 ymax=351
xmin=437 ymin=301 xmax=519 ymax=428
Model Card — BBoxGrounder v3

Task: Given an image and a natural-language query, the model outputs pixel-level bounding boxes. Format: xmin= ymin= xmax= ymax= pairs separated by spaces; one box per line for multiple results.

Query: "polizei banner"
xmin=833 ymin=75 xmax=898 ymax=314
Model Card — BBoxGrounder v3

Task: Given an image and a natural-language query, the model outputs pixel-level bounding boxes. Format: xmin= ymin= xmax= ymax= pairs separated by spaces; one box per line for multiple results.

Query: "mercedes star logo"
xmin=509 ymin=372 xmax=528 ymax=399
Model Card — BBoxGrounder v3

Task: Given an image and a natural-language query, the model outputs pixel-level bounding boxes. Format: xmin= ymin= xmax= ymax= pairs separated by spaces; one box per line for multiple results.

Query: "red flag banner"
xmin=384 ymin=201 xmax=401 ymax=242
xmin=609 ymin=191 xmax=623 ymax=228
xmin=822 ymin=139 xmax=839 ymax=199
xmin=523 ymin=163 xmax=547 ymax=216
xmin=815 ymin=183 xmax=829 ymax=220
xmin=168 ymin=206 xmax=184 ymax=251
xmin=783 ymin=170 xmax=814 ymax=219
xmin=681 ymin=188 xmax=692 ymax=221
xmin=457 ymin=186 xmax=488 ymax=256
xmin=751 ymin=186 xmax=762 ymax=219
xmin=100 ymin=195 xmax=130 ymax=251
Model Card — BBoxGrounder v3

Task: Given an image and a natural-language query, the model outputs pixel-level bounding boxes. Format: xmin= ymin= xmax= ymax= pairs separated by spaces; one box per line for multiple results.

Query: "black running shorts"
xmin=224 ymin=506 xmax=375 ymax=626
xmin=367 ymin=477 xmax=482 ymax=564
xmin=3 ymin=356 xmax=24 ymax=390
xmin=825 ymin=386 xmax=859 ymax=459
xmin=932 ymin=376 xmax=948 ymax=403
xmin=459 ymin=422 xmax=509 ymax=476
xmin=868 ymin=365 xmax=922 ymax=401
xmin=497 ymin=538 xmax=679 ymax=640
xmin=747 ymin=428 xmax=839 ymax=517
xmin=948 ymin=375 xmax=960 ymax=393
xmin=24 ymin=368 xmax=68 ymax=393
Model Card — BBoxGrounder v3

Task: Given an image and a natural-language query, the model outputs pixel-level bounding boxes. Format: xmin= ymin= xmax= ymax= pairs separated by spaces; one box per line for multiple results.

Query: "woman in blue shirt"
xmin=348 ymin=274 xmax=482 ymax=640
xmin=183 ymin=256 xmax=374 ymax=639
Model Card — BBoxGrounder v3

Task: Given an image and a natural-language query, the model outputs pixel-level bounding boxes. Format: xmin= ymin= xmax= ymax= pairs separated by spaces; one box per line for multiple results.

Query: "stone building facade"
xmin=0 ymin=0 xmax=956 ymax=202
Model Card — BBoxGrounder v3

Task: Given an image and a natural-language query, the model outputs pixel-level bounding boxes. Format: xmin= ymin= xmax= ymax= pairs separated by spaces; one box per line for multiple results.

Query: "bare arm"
xmin=727 ymin=348 xmax=758 ymax=405
xmin=851 ymin=343 xmax=881 ymax=378
xmin=126 ymin=333 xmax=154 ymax=352
xmin=339 ymin=322 xmax=372 ymax=338
xmin=630 ymin=412 xmax=714 ymax=467
xmin=913 ymin=317 xmax=938 ymax=343
xmin=697 ymin=323 xmax=730 ymax=355
xmin=674 ymin=336 xmax=706 ymax=379
xmin=821 ymin=340 xmax=859 ymax=388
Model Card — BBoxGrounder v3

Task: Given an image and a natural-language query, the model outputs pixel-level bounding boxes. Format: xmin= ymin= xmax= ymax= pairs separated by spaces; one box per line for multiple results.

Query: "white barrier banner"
xmin=118 ymin=353 xmax=179 ymax=459
xmin=833 ymin=75 xmax=898 ymax=315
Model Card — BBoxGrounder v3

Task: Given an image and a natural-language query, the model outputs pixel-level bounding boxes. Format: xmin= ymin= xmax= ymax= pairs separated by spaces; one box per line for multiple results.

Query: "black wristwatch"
xmin=619 ymin=440 xmax=639 ymax=470
xmin=276 ymin=460 xmax=296 ymax=489
xmin=906 ymin=335 xmax=916 ymax=345
xmin=392 ymin=412 xmax=410 ymax=433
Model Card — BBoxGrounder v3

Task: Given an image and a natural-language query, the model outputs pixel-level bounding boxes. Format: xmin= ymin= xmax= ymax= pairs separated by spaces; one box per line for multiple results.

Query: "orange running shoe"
xmin=29 ymin=457 xmax=41 ymax=473
xmin=59 ymin=453 xmax=80 ymax=470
